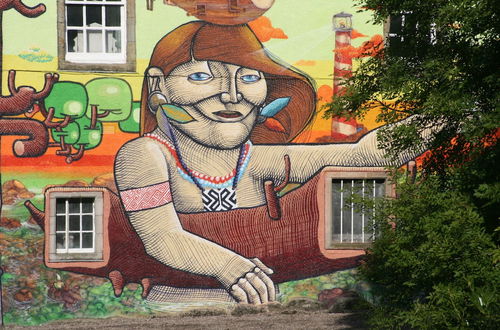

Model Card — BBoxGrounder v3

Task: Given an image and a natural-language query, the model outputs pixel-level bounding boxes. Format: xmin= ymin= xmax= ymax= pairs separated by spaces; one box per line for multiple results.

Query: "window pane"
xmin=56 ymin=215 xmax=66 ymax=231
xmin=69 ymin=215 xmax=80 ymax=231
xmin=67 ymin=5 xmax=83 ymax=26
xmin=67 ymin=30 xmax=83 ymax=52
xmin=69 ymin=233 xmax=80 ymax=249
xmin=56 ymin=233 xmax=66 ymax=249
xmin=68 ymin=198 xmax=80 ymax=213
xmin=375 ymin=179 xmax=385 ymax=197
xmin=352 ymin=180 xmax=364 ymax=242
xmin=331 ymin=180 xmax=341 ymax=242
xmin=87 ymin=31 xmax=103 ymax=52
xmin=82 ymin=215 xmax=93 ymax=230
xmin=106 ymin=31 xmax=121 ymax=53
xmin=56 ymin=198 xmax=66 ymax=213
xmin=86 ymin=5 xmax=103 ymax=27
xmin=341 ymin=182 xmax=352 ymax=243
xmin=81 ymin=198 xmax=94 ymax=213
xmin=82 ymin=233 xmax=93 ymax=248
xmin=105 ymin=5 xmax=121 ymax=26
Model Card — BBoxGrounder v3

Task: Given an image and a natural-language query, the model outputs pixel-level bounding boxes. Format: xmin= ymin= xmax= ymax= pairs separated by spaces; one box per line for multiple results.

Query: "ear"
xmin=146 ymin=66 xmax=164 ymax=93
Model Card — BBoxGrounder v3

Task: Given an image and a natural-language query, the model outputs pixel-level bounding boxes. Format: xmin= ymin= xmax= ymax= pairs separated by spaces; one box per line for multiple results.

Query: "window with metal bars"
xmin=331 ymin=178 xmax=385 ymax=245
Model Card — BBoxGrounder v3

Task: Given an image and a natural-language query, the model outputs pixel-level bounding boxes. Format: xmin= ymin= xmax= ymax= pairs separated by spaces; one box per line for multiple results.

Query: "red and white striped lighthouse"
xmin=332 ymin=12 xmax=353 ymax=96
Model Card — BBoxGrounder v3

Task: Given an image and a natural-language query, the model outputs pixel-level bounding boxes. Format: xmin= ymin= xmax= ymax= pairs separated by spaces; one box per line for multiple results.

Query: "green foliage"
xmin=74 ymin=117 xmax=103 ymax=150
xmin=361 ymin=179 xmax=499 ymax=329
xmin=51 ymin=121 xmax=80 ymax=145
xmin=85 ymin=78 xmax=133 ymax=122
xmin=324 ymin=0 xmax=499 ymax=170
xmin=45 ymin=82 xmax=88 ymax=119
xmin=119 ymin=101 xmax=141 ymax=133
xmin=326 ymin=2 xmax=500 ymax=327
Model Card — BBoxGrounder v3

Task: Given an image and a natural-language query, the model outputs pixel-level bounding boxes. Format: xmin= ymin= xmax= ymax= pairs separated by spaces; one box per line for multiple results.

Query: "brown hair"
xmin=141 ymin=21 xmax=316 ymax=144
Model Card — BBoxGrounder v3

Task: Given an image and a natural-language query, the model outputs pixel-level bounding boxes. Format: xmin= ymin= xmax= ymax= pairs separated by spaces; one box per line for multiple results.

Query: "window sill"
xmin=326 ymin=242 xmax=372 ymax=250
xmin=58 ymin=59 xmax=136 ymax=73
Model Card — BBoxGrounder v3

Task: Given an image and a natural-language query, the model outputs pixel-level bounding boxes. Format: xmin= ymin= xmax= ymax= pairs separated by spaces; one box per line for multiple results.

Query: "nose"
xmin=220 ymin=77 xmax=243 ymax=104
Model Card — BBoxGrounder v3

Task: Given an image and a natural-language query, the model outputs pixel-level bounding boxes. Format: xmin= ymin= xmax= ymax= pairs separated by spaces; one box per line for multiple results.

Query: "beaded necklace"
xmin=144 ymin=132 xmax=251 ymax=211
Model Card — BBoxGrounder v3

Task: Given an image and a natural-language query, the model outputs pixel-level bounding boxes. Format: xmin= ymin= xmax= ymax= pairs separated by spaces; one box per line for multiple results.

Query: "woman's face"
xmin=154 ymin=60 xmax=267 ymax=149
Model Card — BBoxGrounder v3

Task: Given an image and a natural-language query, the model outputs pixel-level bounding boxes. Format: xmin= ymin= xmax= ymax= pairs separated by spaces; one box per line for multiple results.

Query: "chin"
xmin=209 ymin=122 xmax=251 ymax=149
xmin=174 ymin=120 xmax=253 ymax=149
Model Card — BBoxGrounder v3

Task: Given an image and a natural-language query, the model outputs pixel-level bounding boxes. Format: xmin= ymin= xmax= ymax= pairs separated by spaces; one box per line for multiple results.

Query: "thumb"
xmin=251 ymin=257 xmax=274 ymax=275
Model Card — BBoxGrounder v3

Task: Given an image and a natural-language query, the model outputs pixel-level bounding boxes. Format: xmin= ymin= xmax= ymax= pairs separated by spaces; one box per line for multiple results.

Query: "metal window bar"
xmin=362 ymin=179 xmax=365 ymax=242
xmin=340 ymin=179 xmax=343 ymax=242
xmin=333 ymin=178 xmax=384 ymax=244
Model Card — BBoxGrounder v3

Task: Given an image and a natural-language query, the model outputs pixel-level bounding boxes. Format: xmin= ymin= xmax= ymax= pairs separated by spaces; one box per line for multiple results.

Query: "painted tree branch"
xmin=0 ymin=70 xmax=58 ymax=115
xmin=0 ymin=0 xmax=46 ymax=17
xmin=66 ymin=145 xmax=84 ymax=163
xmin=43 ymin=107 xmax=71 ymax=128
xmin=0 ymin=118 xmax=48 ymax=157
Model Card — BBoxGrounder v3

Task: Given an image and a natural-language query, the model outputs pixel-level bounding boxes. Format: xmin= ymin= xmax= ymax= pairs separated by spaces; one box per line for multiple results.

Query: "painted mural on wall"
xmin=0 ymin=0 xmax=423 ymax=326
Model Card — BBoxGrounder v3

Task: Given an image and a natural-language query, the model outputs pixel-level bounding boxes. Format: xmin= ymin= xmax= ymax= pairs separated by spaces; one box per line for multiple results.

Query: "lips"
xmin=213 ymin=110 xmax=243 ymax=119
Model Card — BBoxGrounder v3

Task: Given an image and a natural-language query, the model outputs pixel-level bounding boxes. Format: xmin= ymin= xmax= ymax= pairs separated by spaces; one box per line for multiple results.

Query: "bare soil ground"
xmin=3 ymin=310 xmax=369 ymax=329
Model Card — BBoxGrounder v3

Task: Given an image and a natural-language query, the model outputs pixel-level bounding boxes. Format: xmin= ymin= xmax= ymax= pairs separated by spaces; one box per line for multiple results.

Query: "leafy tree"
xmin=323 ymin=0 xmax=499 ymax=327
xmin=85 ymin=78 xmax=132 ymax=122
xmin=119 ymin=101 xmax=140 ymax=133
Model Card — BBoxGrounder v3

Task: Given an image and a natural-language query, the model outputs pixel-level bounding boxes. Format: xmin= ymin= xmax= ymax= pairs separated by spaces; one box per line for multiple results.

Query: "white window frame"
xmin=64 ymin=0 xmax=127 ymax=64
xmin=47 ymin=191 xmax=104 ymax=262
xmin=55 ymin=197 xmax=96 ymax=254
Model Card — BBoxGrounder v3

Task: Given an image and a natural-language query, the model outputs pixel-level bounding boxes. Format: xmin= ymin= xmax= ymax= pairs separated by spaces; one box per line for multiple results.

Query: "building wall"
xmin=0 ymin=0 xmax=386 ymax=326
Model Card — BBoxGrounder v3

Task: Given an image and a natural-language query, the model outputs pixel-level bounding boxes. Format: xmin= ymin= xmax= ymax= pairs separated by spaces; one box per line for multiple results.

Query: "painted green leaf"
xmin=85 ymin=78 xmax=132 ymax=122
xmin=45 ymin=82 xmax=88 ymax=119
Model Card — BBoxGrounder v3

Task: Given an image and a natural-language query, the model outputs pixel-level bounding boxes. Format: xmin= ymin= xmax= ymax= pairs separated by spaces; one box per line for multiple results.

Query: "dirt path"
xmin=4 ymin=311 xmax=368 ymax=329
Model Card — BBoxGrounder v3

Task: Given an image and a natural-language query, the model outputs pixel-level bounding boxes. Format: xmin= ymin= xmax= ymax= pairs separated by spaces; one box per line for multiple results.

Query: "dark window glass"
xmin=82 ymin=233 xmax=93 ymax=248
xmin=69 ymin=233 xmax=81 ymax=249
xmin=69 ymin=215 xmax=80 ymax=231
xmin=68 ymin=198 xmax=80 ymax=213
xmin=82 ymin=215 xmax=93 ymax=230
xmin=67 ymin=5 xmax=83 ymax=26
xmin=56 ymin=215 xmax=66 ymax=231
xmin=56 ymin=233 xmax=66 ymax=249
xmin=81 ymin=198 xmax=94 ymax=213
xmin=56 ymin=198 xmax=66 ymax=213
xmin=105 ymin=5 xmax=121 ymax=26
xmin=86 ymin=5 xmax=103 ymax=27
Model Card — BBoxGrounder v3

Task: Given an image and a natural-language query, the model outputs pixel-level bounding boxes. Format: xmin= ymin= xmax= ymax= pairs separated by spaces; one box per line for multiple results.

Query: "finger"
xmin=237 ymin=278 xmax=261 ymax=305
xmin=251 ymin=258 xmax=274 ymax=275
xmin=230 ymin=283 xmax=248 ymax=304
xmin=255 ymin=268 xmax=276 ymax=302
xmin=245 ymin=271 xmax=268 ymax=304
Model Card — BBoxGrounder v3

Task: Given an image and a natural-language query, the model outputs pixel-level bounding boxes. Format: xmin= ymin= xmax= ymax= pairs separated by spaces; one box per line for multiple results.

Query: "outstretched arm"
xmin=251 ymin=116 xmax=432 ymax=183
xmin=114 ymin=137 xmax=275 ymax=304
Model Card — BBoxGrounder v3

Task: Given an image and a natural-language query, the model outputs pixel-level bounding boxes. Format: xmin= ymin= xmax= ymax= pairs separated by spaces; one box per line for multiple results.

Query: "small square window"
xmin=58 ymin=0 xmax=136 ymax=71
xmin=324 ymin=169 xmax=392 ymax=249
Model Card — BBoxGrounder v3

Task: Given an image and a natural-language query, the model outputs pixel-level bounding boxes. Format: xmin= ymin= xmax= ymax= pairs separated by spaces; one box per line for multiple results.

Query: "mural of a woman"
xmin=114 ymin=21 xmax=423 ymax=304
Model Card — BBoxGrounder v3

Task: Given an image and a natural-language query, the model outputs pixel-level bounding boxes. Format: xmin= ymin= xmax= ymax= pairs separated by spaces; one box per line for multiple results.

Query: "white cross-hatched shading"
xmin=202 ymin=188 xmax=238 ymax=211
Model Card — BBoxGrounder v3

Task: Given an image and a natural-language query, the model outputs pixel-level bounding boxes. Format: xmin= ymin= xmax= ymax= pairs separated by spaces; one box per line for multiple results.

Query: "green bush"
xmin=361 ymin=178 xmax=499 ymax=329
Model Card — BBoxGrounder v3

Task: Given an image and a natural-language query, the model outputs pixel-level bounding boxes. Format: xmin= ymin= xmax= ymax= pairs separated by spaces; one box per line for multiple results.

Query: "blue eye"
xmin=188 ymin=72 xmax=212 ymax=81
xmin=240 ymin=74 xmax=261 ymax=83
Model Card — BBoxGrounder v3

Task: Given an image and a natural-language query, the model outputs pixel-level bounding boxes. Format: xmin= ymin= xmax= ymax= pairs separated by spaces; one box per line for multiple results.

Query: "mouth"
xmin=213 ymin=110 xmax=243 ymax=119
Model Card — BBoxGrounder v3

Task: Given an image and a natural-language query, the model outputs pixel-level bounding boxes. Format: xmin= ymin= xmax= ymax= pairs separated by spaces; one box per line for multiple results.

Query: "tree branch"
xmin=0 ymin=118 xmax=48 ymax=157
xmin=66 ymin=145 xmax=84 ymax=163
xmin=0 ymin=0 xmax=46 ymax=18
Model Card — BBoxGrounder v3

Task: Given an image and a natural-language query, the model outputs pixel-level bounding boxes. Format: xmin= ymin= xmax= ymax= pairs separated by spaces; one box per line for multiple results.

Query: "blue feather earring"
xmin=259 ymin=97 xmax=291 ymax=118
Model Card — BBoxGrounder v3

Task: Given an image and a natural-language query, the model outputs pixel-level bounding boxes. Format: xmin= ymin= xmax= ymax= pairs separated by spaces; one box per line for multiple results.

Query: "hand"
xmin=228 ymin=258 xmax=276 ymax=304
